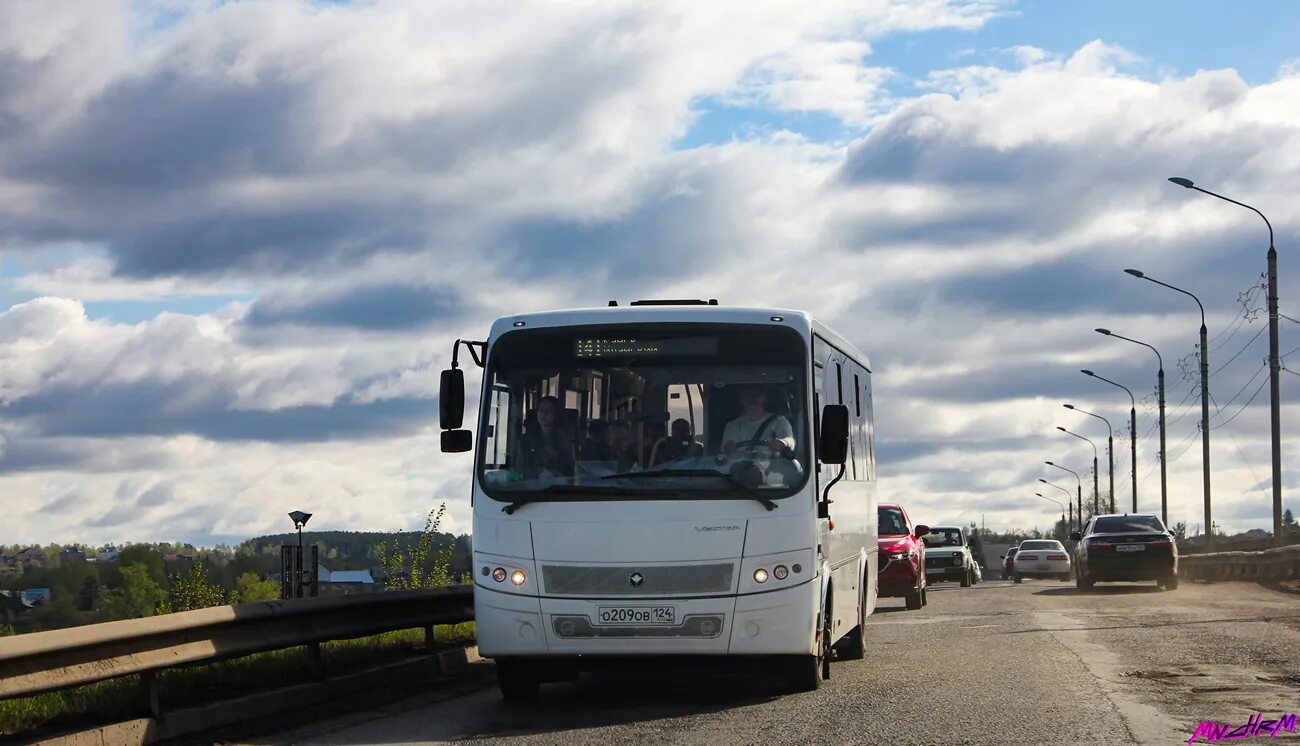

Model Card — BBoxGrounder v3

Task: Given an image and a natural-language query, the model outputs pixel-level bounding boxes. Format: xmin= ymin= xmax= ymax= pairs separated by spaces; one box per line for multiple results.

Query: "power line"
xmin=1208 ymin=390 xmax=1268 ymax=502
xmin=1209 ymin=376 xmax=1268 ymax=431
xmin=1210 ymin=324 xmax=1266 ymax=377
xmin=1210 ymin=361 xmax=1268 ymax=417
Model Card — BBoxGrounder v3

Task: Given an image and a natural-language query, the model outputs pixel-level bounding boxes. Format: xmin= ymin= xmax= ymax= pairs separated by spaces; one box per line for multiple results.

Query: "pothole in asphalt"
xmin=1116 ymin=664 xmax=1300 ymax=716
xmin=1120 ymin=670 xmax=1208 ymax=680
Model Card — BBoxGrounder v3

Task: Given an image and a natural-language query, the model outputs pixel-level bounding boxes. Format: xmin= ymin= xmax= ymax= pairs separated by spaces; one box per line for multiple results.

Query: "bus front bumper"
xmin=473 ymin=580 xmax=818 ymax=658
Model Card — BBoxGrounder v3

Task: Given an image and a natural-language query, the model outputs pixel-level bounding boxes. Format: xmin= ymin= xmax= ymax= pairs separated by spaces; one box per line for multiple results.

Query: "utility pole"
xmin=1168 ymin=178 xmax=1281 ymax=547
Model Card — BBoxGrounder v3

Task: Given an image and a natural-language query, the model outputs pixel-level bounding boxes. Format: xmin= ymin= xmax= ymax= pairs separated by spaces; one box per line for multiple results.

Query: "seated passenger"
xmin=721 ymin=385 xmax=795 ymax=458
xmin=606 ymin=420 xmax=640 ymax=472
xmin=519 ymin=396 xmax=575 ymax=479
xmin=656 ymin=418 xmax=704 ymax=464
xmin=581 ymin=419 xmax=610 ymax=461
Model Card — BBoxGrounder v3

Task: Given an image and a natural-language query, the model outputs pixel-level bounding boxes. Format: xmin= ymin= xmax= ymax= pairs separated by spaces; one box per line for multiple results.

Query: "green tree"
xmin=233 ymin=572 xmax=280 ymax=604
xmin=76 ymin=576 xmax=98 ymax=611
xmin=1171 ymin=521 xmax=1188 ymax=540
xmin=103 ymin=545 xmax=165 ymax=588
xmin=377 ymin=503 xmax=454 ymax=590
xmin=1283 ymin=509 xmax=1297 ymax=536
xmin=99 ymin=564 xmax=166 ymax=620
xmin=164 ymin=562 xmax=229 ymax=613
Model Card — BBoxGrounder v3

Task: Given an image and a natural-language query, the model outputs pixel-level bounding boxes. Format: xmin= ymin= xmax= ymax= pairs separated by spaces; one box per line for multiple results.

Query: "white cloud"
xmin=3 ymin=2 xmax=1299 ymax=544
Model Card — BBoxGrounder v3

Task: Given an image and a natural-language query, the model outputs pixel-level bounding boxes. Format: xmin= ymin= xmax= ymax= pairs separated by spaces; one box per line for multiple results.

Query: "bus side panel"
xmin=815 ymin=340 xmax=876 ymax=643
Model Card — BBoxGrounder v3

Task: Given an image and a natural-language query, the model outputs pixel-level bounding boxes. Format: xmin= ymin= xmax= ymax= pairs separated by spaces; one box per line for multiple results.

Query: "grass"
xmin=0 ymin=622 xmax=475 ymax=737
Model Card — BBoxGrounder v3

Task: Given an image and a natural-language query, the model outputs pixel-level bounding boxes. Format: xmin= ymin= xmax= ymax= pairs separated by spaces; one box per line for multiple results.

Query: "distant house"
xmin=161 ymin=553 xmax=195 ymax=565
xmin=317 ymin=565 xmax=378 ymax=595
xmin=94 ymin=546 xmax=119 ymax=563
xmin=21 ymin=588 xmax=51 ymax=605
xmin=0 ymin=588 xmax=50 ymax=607
xmin=0 ymin=591 xmax=29 ymax=615
xmin=2 ymin=547 xmax=45 ymax=571
xmin=59 ymin=547 xmax=86 ymax=562
xmin=16 ymin=547 xmax=44 ymax=561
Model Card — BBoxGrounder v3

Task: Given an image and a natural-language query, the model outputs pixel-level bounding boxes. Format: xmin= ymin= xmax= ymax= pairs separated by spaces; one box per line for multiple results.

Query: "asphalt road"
xmin=252 ymin=579 xmax=1300 ymax=745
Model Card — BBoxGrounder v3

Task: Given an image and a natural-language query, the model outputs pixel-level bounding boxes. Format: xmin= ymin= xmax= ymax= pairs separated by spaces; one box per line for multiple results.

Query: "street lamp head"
xmin=1063 ymin=404 xmax=1075 ymax=410
xmin=1045 ymin=461 xmax=1054 ymax=466
xmin=1168 ymin=177 xmax=1195 ymax=188
xmin=1056 ymin=426 xmax=1067 ymax=432
xmin=288 ymin=510 xmax=312 ymax=528
xmin=1095 ymin=328 xmax=1112 ymax=336
xmin=1038 ymin=478 xmax=1048 ymax=484
xmin=1081 ymin=369 xmax=1096 ymax=377
xmin=1035 ymin=492 xmax=1044 ymax=497
xmin=1123 ymin=268 xmax=1145 ymax=278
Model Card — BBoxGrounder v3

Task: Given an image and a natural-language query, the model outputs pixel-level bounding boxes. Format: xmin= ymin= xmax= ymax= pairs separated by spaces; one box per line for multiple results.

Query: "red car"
xmin=877 ymin=503 xmax=928 ymax=610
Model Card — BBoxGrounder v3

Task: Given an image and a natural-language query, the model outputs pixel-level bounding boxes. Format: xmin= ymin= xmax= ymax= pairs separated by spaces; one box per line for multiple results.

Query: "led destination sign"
xmin=574 ymin=337 xmax=718 ymax=358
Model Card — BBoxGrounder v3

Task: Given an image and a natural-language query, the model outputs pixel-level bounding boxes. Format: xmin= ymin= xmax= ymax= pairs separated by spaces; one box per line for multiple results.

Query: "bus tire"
xmin=496 ymin=659 xmax=540 ymax=701
xmin=787 ymin=587 xmax=832 ymax=692
xmin=904 ymin=588 xmax=922 ymax=610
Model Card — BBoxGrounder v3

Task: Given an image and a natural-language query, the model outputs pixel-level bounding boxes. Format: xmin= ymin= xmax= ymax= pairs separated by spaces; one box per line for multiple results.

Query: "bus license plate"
xmin=597 ymin=606 xmax=676 ymax=626
xmin=1116 ymin=544 xmax=1146 ymax=552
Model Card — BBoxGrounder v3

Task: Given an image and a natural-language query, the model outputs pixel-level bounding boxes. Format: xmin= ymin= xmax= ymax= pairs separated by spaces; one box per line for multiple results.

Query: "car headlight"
xmin=952 ymin=557 xmax=963 ymax=566
xmin=886 ymin=550 xmax=914 ymax=560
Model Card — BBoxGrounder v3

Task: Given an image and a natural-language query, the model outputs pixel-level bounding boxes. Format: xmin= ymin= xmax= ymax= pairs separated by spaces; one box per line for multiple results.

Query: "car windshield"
xmin=477 ymin=323 xmax=810 ymax=501
xmin=878 ymin=507 xmax=908 ymax=535
xmin=922 ymin=528 xmax=963 ymax=547
xmin=1093 ymin=516 xmax=1165 ymax=533
xmin=1018 ymin=540 xmax=1062 ymax=550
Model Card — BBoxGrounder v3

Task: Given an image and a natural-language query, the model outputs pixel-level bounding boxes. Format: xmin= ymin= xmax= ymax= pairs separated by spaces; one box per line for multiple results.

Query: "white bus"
xmin=439 ymin=301 xmax=878 ymax=698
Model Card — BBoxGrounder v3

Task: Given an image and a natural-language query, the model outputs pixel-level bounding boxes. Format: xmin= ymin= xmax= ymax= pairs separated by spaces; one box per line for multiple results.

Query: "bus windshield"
xmin=476 ymin=323 xmax=810 ymax=501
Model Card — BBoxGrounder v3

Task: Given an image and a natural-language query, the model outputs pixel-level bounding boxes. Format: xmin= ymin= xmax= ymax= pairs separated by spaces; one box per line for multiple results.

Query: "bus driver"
xmin=721 ymin=385 xmax=795 ymax=459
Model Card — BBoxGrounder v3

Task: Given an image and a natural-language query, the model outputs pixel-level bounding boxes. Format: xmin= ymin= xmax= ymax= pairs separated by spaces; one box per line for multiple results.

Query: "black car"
xmin=1070 ymin=513 xmax=1179 ymax=591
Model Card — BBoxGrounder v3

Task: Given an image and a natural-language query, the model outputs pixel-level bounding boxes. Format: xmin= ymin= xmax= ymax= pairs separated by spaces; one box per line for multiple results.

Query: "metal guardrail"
xmin=0 ymin=586 xmax=473 ymax=702
xmin=1180 ymin=545 xmax=1300 ymax=582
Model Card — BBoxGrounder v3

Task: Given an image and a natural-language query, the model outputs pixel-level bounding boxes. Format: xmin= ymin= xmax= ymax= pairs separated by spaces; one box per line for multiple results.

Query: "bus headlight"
xmin=773 ymin=565 xmax=789 ymax=580
xmin=753 ymin=568 xmax=769 ymax=584
xmin=510 ymin=569 xmax=527 ymax=586
xmin=492 ymin=567 xmax=507 ymax=583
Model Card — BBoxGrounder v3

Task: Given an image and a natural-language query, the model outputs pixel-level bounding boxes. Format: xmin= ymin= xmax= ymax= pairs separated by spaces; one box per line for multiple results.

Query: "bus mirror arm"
xmin=450 ymin=339 xmax=486 ymax=370
xmin=819 ymin=464 xmax=844 ymax=519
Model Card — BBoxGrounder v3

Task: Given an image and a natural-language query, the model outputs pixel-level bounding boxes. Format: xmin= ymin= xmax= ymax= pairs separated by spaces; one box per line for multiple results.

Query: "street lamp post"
xmin=288 ymin=510 xmax=312 ymax=599
xmin=1125 ymin=268 xmax=1212 ymax=550
xmin=1056 ymin=426 xmax=1099 ymax=515
xmin=1096 ymin=329 xmax=1168 ymax=524
xmin=1083 ymin=369 xmax=1138 ymax=513
xmin=1168 ymin=177 xmax=1282 ymax=547
xmin=1044 ymin=462 xmax=1082 ymax=531
xmin=1064 ymin=404 xmax=1115 ymax=513
xmin=1035 ymin=490 xmax=1069 ymax=539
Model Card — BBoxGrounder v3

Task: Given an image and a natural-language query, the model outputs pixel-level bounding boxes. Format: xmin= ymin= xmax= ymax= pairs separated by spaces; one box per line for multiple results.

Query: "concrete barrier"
xmin=1180 ymin=545 xmax=1300 ymax=583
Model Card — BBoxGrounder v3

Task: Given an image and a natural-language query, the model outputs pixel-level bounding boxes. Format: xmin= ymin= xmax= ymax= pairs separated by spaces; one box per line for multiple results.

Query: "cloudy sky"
xmin=3 ymin=0 xmax=1299 ymax=546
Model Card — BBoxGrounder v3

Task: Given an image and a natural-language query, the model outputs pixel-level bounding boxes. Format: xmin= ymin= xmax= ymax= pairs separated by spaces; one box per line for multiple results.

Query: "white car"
xmin=1012 ymin=539 xmax=1072 ymax=582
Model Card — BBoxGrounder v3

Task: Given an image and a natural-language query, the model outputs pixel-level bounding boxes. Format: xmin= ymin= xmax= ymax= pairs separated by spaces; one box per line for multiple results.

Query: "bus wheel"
xmin=836 ymin=585 xmax=866 ymax=660
xmin=496 ymin=658 xmax=540 ymax=701
xmin=786 ymin=591 xmax=832 ymax=692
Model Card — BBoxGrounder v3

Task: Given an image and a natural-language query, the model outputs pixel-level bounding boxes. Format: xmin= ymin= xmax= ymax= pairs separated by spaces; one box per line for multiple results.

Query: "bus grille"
xmin=551 ymin=614 xmax=725 ymax=639
xmin=541 ymin=563 xmax=735 ymax=596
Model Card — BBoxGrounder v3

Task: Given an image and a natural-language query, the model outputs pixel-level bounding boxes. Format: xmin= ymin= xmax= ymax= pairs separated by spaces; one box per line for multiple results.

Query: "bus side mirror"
xmin=440 ymin=368 xmax=465 ymax=429
xmin=441 ymin=430 xmax=472 ymax=453
xmin=1069 ymin=531 xmax=1083 ymax=542
xmin=914 ymin=524 xmax=930 ymax=538
xmin=818 ymin=404 xmax=849 ymax=465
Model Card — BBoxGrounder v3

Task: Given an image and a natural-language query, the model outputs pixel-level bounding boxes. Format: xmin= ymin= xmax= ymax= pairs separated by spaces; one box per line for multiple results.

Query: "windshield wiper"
xmin=501 ymin=484 xmax=677 ymax=515
xmin=602 ymin=469 xmax=777 ymax=511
